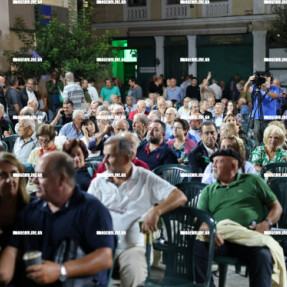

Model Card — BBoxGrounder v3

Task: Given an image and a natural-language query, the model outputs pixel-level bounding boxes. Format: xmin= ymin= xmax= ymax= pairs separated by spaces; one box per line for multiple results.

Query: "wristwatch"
xmin=264 ymin=219 xmax=273 ymax=229
xmin=59 ymin=264 xmax=67 ymax=282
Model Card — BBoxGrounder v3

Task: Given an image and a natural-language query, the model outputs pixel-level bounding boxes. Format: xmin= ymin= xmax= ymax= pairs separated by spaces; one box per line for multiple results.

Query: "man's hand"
xmin=141 ymin=209 xmax=159 ymax=234
xmin=248 ymin=75 xmax=255 ymax=82
xmin=215 ymin=233 xmax=224 ymax=249
xmin=56 ymin=108 xmax=64 ymax=118
xmin=103 ymin=125 xmax=113 ymax=135
xmin=249 ymin=221 xmax=270 ymax=234
xmin=3 ymin=130 xmax=11 ymax=137
xmin=26 ymin=261 xmax=61 ymax=285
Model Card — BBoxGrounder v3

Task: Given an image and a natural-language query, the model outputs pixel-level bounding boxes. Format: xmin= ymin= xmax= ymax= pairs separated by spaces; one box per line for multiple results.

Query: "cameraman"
xmin=50 ymin=100 xmax=74 ymax=126
xmin=244 ymin=72 xmax=280 ymax=145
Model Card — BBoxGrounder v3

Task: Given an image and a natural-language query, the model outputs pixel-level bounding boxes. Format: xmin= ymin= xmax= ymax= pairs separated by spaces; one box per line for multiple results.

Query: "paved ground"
xmin=111 ymin=263 xmax=249 ymax=287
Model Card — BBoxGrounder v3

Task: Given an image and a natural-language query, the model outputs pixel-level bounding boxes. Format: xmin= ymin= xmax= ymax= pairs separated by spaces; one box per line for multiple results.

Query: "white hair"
xmin=112 ymin=119 xmax=129 ymax=129
xmin=0 ymin=103 xmax=4 ymax=112
xmin=166 ymin=101 xmax=173 ymax=108
xmin=21 ymin=119 xmax=36 ymax=131
xmin=65 ymin=72 xmax=74 ymax=82
xmin=189 ymin=100 xmax=199 ymax=109
xmin=28 ymin=99 xmax=39 ymax=108
xmin=145 ymin=98 xmax=153 ymax=108
xmin=72 ymin=110 xmax=85 ymax=119
xmin=166 ymin=107 xmax=178 ymax=117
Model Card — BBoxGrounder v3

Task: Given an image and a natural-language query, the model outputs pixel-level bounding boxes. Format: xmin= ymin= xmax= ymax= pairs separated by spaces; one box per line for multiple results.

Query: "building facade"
xmin=92 ymin=0 xmax=287 ymax=92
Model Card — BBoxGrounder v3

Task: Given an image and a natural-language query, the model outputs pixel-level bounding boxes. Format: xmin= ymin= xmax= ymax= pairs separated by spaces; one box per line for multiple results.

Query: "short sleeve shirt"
xmin=9 ymin=187 xmax=114 ymax=286
xmin=198 ymin=173 xmax=277 ymax=227
xmin=251 ymin=145 xmax=287 ymax=171
xmin=88 ymin=164 xmax=176 ymax=254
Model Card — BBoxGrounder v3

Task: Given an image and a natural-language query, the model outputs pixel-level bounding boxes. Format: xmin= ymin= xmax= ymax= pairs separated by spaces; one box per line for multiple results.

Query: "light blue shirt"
xmin=166 ymin=86 xmax=182 ymax=103
xmin=59 ymin=122 xmax=83 ymax=139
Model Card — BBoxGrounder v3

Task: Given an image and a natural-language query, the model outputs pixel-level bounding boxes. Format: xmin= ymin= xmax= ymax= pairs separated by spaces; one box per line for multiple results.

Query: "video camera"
xmin=251 ymin=71 xmax=266 ymax=87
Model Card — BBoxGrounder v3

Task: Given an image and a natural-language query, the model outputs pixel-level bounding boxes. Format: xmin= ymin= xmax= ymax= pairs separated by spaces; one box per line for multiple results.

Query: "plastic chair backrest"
xmin=269 ymin=178 xmax=287 ymax=229
xmin=260 ymin=162 xmax=287 ymax=179
xmin=147 ymin=206 xmax=216 ymax=285
xmin=176 ymin=182 xmax=207 ymax=208
xmin=0 ymin=141 xmax=8 ymax=151
xmin=2 ymin=135 xmax=20 ymax=152
xmin=153 ymin=164 xmax=192 ymax=185
xmin=53 ymin=125 xmax=63 ymax=135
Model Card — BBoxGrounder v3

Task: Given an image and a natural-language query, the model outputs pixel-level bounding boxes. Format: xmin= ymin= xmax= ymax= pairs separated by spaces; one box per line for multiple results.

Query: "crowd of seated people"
xmin=0 ymin=70 xmax=287 ymax=287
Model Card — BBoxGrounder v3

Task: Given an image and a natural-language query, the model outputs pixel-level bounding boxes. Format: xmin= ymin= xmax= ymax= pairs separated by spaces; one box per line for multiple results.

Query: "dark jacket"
xmin=46 ymin=80 xmax=64 ymax=110
xmin=18 ymin=88 xmax=38 ymax=107
xmin=188 ymin=141 xmax=210 ymax=181
xmin=0 ymin=87 xmax=6 ymax=111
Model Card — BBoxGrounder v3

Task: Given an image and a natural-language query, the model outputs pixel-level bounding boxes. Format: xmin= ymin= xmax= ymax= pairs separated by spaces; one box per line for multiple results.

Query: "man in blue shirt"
xmin=165 ymin=78 xmax=182 ymax=106
xmin=59 ymin=110 xmax=85 ymax=139
xmin=244 ymin=72 xmax=280 ymax=145
xmin=137 ymin=120 xmax=178 ymax=170
xmin=0 ymin=152 xmax=114 ymax=287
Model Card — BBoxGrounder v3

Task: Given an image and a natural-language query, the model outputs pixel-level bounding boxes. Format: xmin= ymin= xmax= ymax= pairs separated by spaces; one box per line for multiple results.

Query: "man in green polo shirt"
xmin=195 ymin=149 xmax=282 ymax=287
xmin=100 ymin=78 xmax=120 ymax=102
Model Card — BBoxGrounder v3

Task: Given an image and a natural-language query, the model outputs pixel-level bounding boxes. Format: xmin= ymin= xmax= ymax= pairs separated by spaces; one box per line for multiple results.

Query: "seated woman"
xmin=226 ymin=100 xmax=238 ymax=116
xmin=80 ymin=117 xmax=100 ymax=158
xmin=0 ymin=152 xmax=29 ymax=253
xmin=63 ymin=138 xmax=91 ymax=191
xmin=223 ymin=114 xmax=248 ymax=144
xmin=27 ymin=124 xmax=60 ymax=164
xmin=166 ymin=118 xmax=196 ymax=165
xmin=26 ymin=124 xmax=61 ymax=193
xmin=202 ymin=135 xmax=256 ymax=184
xmin=251 ymin=124 xmax=287 ymax=173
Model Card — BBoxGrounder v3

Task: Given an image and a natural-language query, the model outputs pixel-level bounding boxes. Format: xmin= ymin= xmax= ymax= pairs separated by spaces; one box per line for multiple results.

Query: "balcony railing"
xmin=202 ymin=1 xmax=230 ymax=17
xmin=123 ymin=5 xmax=149 ymax=21
xmin=164 ymin=4 xmax=190 ymax=19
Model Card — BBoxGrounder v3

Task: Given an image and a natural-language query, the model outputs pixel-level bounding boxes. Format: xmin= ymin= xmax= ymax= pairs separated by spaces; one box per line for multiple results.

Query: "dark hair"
xmin=174 ymin=118 xmax=189 ymax=136
xmin=9 ymin=76 xmax=18 ymax=86
xmin=153 ymin=119 xmax=166 ymax=133
xmin=129 ymin=77 xmax=137 ymax=84
xmin=51 ymin=71 xmax=59 ymax=81
xmin=37 ymin=124 xmax=56 ymax=140
xmin=105 ymin=78 xmax=113 ymax=83
xmin=63 ymin=138 xmax=89 ymax=159
xmin=63 ymin=100 xmax=74 ymax=107
xmin=81 ymin=117 xmax=99 ymax=134
xmin=200 ymin=121 xmax=217 ymax=133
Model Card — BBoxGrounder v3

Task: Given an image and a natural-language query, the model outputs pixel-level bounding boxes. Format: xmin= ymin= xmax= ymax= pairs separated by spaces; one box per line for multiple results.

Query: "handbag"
xmin=53 ymin=239 xmax=99 ymax=286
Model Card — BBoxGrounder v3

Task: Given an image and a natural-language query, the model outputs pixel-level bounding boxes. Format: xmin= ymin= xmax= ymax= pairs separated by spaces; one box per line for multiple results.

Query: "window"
xmin=167 ymin=0 xmax=181 ymax=4
xmin=128 ymin=0 xmax=146 ymax=6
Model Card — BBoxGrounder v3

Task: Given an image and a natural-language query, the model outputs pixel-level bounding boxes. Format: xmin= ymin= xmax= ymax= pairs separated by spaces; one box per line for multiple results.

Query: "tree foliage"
xmin=5 ymin=1 xmax=115 ymax=80
xmin=270 ymin=5 xmax=287 ymax=48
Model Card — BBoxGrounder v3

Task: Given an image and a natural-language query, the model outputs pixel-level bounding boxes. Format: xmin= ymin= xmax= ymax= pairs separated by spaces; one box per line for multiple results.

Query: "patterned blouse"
xmin=251 ymin=145 xmax=287 ymax=169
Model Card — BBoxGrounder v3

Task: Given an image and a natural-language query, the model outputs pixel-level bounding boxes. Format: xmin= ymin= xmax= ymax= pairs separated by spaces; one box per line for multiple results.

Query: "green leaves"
xmin=5 ymin=4 xmax=115 ymax=80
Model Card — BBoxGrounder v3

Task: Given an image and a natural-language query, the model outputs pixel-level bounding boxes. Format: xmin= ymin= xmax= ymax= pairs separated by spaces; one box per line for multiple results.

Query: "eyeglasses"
xmin=38 ymin=138 xmax=51 ymax=144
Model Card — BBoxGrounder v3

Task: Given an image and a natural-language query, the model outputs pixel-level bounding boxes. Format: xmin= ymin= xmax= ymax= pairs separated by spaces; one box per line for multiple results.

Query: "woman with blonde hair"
xmin=251 ymin=124 xmax=287 ymax=173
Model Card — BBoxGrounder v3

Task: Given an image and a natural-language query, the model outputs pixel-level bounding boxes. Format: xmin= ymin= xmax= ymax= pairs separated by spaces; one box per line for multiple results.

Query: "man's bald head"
xmin=40 ymin=151 xmax=76 ymax=187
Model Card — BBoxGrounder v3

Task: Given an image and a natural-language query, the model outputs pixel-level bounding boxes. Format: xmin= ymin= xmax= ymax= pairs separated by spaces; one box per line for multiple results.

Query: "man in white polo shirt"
xmin=88 ymin=135 xmax=187 ymax=287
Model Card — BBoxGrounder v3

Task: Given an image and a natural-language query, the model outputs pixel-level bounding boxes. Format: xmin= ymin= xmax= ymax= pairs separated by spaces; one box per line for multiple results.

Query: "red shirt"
xmin=91 ymin=158 xmax=150 ymax=181
xmin=128 ymin=110 xmax=149 ymax=120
